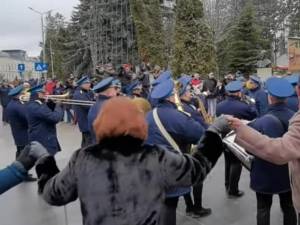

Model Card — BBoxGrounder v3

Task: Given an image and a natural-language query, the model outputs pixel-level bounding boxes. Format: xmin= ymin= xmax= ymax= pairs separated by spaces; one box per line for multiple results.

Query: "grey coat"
xmin=40 ymin=136 xmax=213 ymax=225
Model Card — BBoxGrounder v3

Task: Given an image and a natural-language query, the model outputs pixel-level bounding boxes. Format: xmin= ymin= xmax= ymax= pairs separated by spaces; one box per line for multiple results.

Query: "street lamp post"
xmin=28 ymin=7 xmax=52 ymax=78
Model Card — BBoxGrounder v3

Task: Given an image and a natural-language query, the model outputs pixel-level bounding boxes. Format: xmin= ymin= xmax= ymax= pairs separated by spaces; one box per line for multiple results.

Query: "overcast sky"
xmin=0 ymin=0 xmax=79 ymax=57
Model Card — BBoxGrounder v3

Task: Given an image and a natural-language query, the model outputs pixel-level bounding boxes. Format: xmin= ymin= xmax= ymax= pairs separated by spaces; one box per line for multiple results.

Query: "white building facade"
xmin=0 ymin=50 xmax=41 ymax=81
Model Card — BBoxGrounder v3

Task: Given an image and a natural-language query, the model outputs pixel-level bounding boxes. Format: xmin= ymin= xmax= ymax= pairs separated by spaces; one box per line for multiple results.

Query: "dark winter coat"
xmin=0 ymin=86 xmax=11 ymax=107
xmin=37 ymin=136 xmax=213 ymax=225
xmin=145 ymin=101 xmax=205 ymax=197
xmin=0 ymin=162 xmax=27 ymax=195
xmin=87 ymin=95 xmax=110 ymax=144
xmin=182 ymin=100 xmax=208 ymax=129
xmin=6 ymin=98 xmax=29 ymax=146
xmin=286 ymin=94 xmax=298 ymax=112
xmin=246 ymin=87 xmax=268 ymax=116
xmin=73 ymin=88 xmax=94 ymax=132
xmin=216 ymin=96 xmax=258 ymax=120
xmin=27 ymin=96 xmax=63 ymax=155
xmin=249 ymin=104 xmax=294 ymax=194
xmin=202 ymin=78 xmax=218 ymax=98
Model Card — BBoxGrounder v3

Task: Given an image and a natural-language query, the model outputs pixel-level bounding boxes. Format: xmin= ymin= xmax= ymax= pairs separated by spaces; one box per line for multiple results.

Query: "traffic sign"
xmin=35 ymin=62 xmax=43 ymax=71
xmin=34 ymin=62 xmax=48 ymax=72
xmin=18 ymin=64 xmax=25 ymax=72
xmin=42 ymin=63 xmax=49 ymax=72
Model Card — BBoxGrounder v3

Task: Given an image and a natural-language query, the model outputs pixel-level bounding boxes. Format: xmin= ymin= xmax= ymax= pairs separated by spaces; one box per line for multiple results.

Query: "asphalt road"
xmin=0 ymin=111 xmax=284 ymax=225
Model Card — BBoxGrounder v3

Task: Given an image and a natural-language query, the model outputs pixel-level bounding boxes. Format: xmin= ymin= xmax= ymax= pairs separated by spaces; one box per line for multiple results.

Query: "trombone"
xmin=19 ymin=93 xmax=96 ymax=106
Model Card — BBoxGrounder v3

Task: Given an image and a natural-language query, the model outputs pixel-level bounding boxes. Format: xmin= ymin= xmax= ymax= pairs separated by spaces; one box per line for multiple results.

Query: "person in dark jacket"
xmin=53 ymin=81 xmax=65 ymax=95
xmin=0 ymin=82 xmax=12 ymax=124
xmin=245 ymin=75 xmax=268 ymax=116
xmin=88 ymin=77 xmax=121 ymax=144
xmin=35 ymin=97 xmax=228 ymax=225
xmin=136 ymin=63 xmax=151 ymax=98
xmin=64 ymin=79 xmax=75 ymax=123
xmin=27 ymin=83 xmax=64 ymax=156
xmin=145 ymin=78 xmax=208 ymax=224
xmin=6 ymin=85 xmax=29 ymax=157
xmin=0 ymin=142 xmax=49 ymax=195
xmin=285 ymin=74 xmax=299 ymax=112
xmin=216 ymin=80 xmax=257 ymax=198
xmin=73 ymin=76 xmax=94 ymax=147
xmin=6 ymin=85 xmax=37 ymax=181
xmin=249 ymin=77 xmax=297 ymax=225
xmin=178 ymin=75 xmax=211 ymax=217
xmin=126 ymin=80 xmax=143 ymax=98
xmin=148 ymin=71 xmax=172 ymax=108
xmin=202 ymin=73 xmax=218 ymax=117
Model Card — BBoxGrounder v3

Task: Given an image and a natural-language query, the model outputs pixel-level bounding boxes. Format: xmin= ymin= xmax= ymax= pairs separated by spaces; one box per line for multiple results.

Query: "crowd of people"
xmin=0 ymin=64 xmax=300 ymax=225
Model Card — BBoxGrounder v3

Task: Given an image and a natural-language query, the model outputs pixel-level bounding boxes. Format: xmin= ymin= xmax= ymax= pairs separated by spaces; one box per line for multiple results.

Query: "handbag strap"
xmin=153 ymin=108 xmax=181 ymax=154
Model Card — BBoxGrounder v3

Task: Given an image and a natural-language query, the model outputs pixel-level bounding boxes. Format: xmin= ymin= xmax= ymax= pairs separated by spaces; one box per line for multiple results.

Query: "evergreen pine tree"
xmin=227 ymin=2 xmax=262 ymax=74
xmin=130 ymin=0 xmax=166 ymax=66
xmin=44 ymin=13 xmax=69 ymax=79
xmin=289 ymin=7 xmax=300 ymax=37
xmin=63 ymin=0 xmax=93 ymax=77
xmin=216 ymin=22 xmax=235 ymax=76
xmin=172 ymin=0 xmax=217 ymax=77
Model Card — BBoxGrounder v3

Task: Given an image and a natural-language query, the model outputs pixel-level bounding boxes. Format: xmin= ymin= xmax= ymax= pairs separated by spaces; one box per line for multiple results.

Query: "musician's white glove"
xmin=207 ymin=115 xmax=232 ymax=137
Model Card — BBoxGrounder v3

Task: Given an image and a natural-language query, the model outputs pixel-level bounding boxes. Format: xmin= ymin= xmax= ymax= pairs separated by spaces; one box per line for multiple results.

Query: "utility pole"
xmin=50 ymin=40 xmax=55 ymax=78
xmin=28 ymin=7 xmax=53 ymax=79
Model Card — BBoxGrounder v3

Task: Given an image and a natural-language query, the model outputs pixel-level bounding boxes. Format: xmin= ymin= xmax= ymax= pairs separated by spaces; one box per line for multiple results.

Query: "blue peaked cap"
xmin=225 ymin=81 xmax=243 ymax=93
xmin=127 ymin=80 xmax=142 ymax=94
xmin=27 ymin=83 xmax=45 ymax=94
xmin=8 ymin=85 xmax=24 ymax=96
xmin=265 ymin=77 xmax=294 ymax=98
xmin=151 ymin=79 xmax=174 ymax=100
xmin=250 ymin=75 xmax=261 ymax=85
xmin=92 ymin=78 xmax=121 ymax=93
xmin=76 ymin=76 xmax=91 ymax=86
xmin=236 ymin=76 xmax=246 ymax=82
xmin=152 ymin=70 xmax=172 ymax=86
xmin=111 ymin=79 xmax=122 ymax=88
xmin=285 ymin=74 xmax=299 ymax=86
xmin=178 ymin=75 xmax=192 ymax=96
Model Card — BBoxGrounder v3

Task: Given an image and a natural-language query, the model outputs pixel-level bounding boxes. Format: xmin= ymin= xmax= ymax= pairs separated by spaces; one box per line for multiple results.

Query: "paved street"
xmin=0 ymin=111 xmax=284 ymax=225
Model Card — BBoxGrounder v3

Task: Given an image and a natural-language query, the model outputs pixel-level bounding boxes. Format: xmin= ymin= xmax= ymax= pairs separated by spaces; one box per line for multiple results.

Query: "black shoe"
xmin=192 ymin=207 xmax=212 ymax=218
xmin=186 ymin=207 xmax=194 ymax=216
xmin=228 ymin=190 xmax=244 ymax=198
xmin=24 ymin=174 xmax=37 ymax=182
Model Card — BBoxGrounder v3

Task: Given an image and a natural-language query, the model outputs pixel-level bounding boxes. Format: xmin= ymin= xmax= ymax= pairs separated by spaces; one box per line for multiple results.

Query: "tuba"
xmin=222 ymin=131 xmax=254 ymax=171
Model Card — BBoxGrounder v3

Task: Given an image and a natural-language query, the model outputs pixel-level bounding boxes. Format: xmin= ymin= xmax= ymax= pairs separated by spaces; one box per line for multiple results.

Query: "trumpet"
xmin=19 ymin=93 xmax=96 ymax=106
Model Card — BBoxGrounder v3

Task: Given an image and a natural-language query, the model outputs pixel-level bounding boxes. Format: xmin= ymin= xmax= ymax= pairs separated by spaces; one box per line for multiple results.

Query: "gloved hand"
xmin=36 ymin=156 xmax=60 ymax=194
xmin=196 ymin=131 xmax=225 ymax=168
xmin=29 ymin=142 xmax=49 ymax=162
xmin=16 ymin=145 xmax=35 ymax=171
xmin=207 ymin=115 xmax=232 ymax=137
xmin=46 ymin=99 xmax=56 ymax=111
xmin=16 ymin=142 xmax=50 ymax=171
